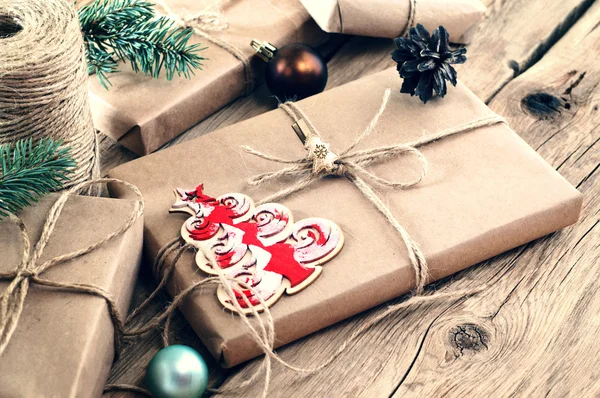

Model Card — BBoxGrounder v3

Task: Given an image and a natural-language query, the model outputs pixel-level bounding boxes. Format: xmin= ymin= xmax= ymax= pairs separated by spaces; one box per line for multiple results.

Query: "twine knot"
xmin=185 ymin=11 xmax=229 ymax=31
xmin=330 ymin=162 xmax=348 ymax=177
xmin=16 ymin=270 xmax=37 ymax=279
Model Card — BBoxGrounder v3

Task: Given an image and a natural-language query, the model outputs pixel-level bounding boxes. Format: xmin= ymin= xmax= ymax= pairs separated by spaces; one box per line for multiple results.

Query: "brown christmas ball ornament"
xmin=251 ymin=39 xmax=328 ymax=101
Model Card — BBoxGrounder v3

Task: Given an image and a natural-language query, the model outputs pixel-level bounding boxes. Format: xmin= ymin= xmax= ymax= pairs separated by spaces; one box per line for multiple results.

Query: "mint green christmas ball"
xmin=146 ymin=345 xmax=209 ymax=398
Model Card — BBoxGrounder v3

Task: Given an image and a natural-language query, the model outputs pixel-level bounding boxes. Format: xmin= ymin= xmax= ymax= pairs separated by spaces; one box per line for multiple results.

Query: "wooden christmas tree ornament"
xmin=170 ymin=184 xmax=344 ymax=314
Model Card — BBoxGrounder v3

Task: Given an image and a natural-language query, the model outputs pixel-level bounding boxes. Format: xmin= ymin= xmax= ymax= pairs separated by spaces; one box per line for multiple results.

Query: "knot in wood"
xmin=521 ymin=92 xmax=564 ymax=120
xmin=448 ymin=324 xmax=489 ymax=358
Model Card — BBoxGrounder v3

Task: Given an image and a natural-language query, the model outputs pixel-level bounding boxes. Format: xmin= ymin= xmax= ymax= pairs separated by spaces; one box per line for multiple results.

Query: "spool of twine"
xmin=0 ymin=0 xmax=98 ymax=189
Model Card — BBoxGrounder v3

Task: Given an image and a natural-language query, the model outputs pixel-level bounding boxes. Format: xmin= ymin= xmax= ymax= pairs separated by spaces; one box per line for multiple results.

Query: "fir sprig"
xmin=0 ymin=139 xmax=76 ymax=220
xmin=79 ymin=0 xmax=206 ymax=89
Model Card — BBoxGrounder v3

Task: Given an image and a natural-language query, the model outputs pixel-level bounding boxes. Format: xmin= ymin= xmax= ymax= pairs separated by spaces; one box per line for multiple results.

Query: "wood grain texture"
xmin=101 ymin=0 xmax=600 ymax=396
xmin=460 ymin=0 xmax=596 ymax=102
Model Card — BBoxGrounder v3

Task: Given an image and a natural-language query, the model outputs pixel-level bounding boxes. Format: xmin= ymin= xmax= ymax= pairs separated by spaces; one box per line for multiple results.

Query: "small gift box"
xmin=0 ymin=189 xmax=143 ymax=397
xmin=85 ymin=0 xmax=329 ymax=155
xmin=108 ymin=68 xmax=582 ymax=367
xmin=300 ymin=0 xmax=486 ymax=43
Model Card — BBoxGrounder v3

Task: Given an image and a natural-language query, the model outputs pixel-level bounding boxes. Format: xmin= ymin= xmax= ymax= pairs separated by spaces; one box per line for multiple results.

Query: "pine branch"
xmin=0 ymin=139 xmax=76 ymax=220
xmin=79 ymin=0 xmax=206 ymax=89
xmin=78 ymin=0 xmax=155 ymax=31
xmin=86 ymin=41 xmax=119 ymax=88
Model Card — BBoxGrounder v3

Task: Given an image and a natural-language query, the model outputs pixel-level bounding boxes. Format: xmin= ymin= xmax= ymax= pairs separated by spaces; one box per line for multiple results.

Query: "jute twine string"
xmin=111 ymin=238 xmax=489 ymax=397
xmin=0 ymin=0 xmax=99 ymax=191
xmin=106 ymin=90 xmax=506 ymax=397
xmin=0 ymin=178 xmax=144 ymax=358
xmin=338 ymin=0 xmax=416 ymax=36
xmin=245 ymin=89 xmax=506 ymax=293
xmin=400 ymin=0 xmax=418 ymax=36
xmin=153 ymin=0 xmax=255 ymax=94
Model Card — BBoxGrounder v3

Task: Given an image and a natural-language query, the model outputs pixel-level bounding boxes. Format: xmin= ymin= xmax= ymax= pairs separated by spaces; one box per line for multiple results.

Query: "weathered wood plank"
xmin=98 ymin=135 xmax=136 ymax=176
xmin=462 ymin=0 xmax=596 ymax=102
xmin=102 ymin=0 xmax=600 ymax=396
xmin=210 ymin=1 xmax=600 ymax=397
xmin=393 ymin=5 xmax=598 ymax=395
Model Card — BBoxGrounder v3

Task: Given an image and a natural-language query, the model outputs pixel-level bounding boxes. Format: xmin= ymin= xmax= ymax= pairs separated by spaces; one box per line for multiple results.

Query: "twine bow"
xmin=0 ymin=178 xmax=144 ymax=357
xmin=154 ymin=0 xmax=254 ymax=94
xmin=243 ymin=89 xmax=507 ymax=294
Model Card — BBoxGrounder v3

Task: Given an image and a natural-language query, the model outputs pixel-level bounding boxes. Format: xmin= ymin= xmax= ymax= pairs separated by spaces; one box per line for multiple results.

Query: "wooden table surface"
xmin=102 ymin=0 xmax=600 ymax=396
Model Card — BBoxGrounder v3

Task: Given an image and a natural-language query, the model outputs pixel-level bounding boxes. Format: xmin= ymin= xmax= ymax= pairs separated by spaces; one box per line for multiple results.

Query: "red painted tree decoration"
xmin=170 ymin=184 xmax=344 ymax=314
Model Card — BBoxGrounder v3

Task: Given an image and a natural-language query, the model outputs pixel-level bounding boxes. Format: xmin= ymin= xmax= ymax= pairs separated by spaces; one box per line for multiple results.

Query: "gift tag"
xmin=170 ymin=184 xmax=344 ymax=314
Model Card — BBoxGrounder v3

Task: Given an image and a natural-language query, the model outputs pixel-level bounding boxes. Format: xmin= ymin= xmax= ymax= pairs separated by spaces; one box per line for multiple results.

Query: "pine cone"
xmin=392 ymin=24 xmax=467 ymax=104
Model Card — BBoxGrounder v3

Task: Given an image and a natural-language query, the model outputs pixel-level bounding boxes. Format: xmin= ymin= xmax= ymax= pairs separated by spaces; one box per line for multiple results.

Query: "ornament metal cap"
xmin=251 ymin=39 xmax=277 ymax=62
xmin=291 ymin=120 xmax=308 ymax=144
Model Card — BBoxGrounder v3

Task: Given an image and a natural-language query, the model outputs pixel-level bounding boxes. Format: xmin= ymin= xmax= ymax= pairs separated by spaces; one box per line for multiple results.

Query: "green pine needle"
xmin=79 ymin=0 xmax=206 ymax=89
xmin=0 ymin=138 xmax=76 ymax=220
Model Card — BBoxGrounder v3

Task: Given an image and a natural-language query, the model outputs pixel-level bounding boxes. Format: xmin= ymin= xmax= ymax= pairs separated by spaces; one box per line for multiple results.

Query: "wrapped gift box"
xmin=0 ymin=195 xmax=143 ymax=397
xmin=300 ymin=0 xmax=486 ymax=43
xmin=86 ymin=0 xmax=329 ymax=155
xmin=108 ymin=68 xmax=582 ymax=367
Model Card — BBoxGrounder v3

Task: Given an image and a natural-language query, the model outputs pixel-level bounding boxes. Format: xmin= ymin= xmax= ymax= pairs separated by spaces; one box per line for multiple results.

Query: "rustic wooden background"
xmin=102 ymin=0 xmax=600 ymax=396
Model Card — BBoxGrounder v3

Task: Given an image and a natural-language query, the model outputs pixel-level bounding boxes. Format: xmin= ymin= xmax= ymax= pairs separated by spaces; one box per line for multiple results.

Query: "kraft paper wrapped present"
xmin=85 ymin=0 xmax=329 ymax=156
xmin=0 ymin=194 xmax=143 ymax=397
xmin=300 ymin=0 xmax=486 ymax=43
xmin=108 ymin=67 xmax=582 ymax=367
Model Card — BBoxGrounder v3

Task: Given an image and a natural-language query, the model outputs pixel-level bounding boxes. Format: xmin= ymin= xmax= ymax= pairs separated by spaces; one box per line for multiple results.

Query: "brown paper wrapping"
xmin=0 ymin=195 xmax=143 ymax=397
xmin=108 ymin=68 xmax=582 ymax=368
xmin=87 ymin=0 xmax=329 ymax=156
xmin=300 ymin=0 xmax=486 ymax=43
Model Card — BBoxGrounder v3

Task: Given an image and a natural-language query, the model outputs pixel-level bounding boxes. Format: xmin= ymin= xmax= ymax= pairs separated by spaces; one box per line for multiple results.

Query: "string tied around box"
xmin=338 ymin=0 xmax=416 ymax=36
xmin=244 ymin=89 xmax=507 ymax=294
xmin=401 ymin=0 xmax=418 ymax=36
xmin=0 ymin=179 xmax=144 ymax=358
xmin=110 ymin=90 xmax=508 ymax=397
xmin=153 ymin=0 xmax=255 ymax=94
xmin=0 ymin=0 xmax=99 ymax=192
